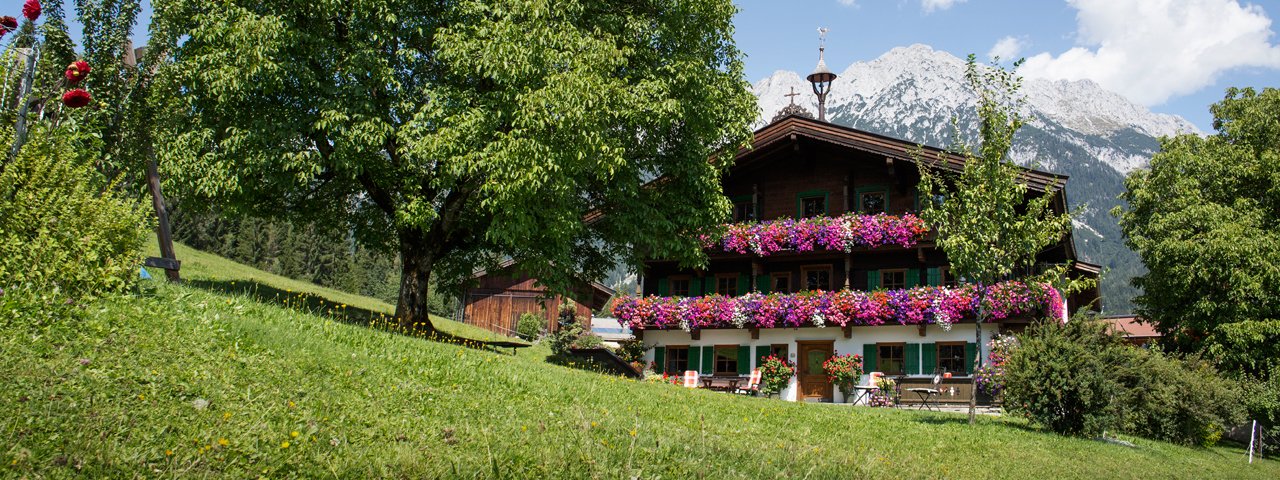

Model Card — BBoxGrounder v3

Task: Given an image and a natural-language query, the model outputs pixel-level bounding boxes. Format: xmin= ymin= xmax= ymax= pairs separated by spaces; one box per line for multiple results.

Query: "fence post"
xmin=1249 ymin=420 xmax=1257 ymax=464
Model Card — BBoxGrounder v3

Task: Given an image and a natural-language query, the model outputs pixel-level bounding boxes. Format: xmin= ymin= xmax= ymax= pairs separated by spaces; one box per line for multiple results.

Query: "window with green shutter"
xmin=755 ymin=345 xmax=770 ymax=369
xmin=937 ymin=342 xmax=966 ymax=375
xmin=737 ymin=345 xmax=751 ymax=375
xmin=756 ymin=274 xmax=771 ymax=294
xmin=905 ymin=343 xmax=920 ymax=375
xmin=737 ymin=274 xmax=750 ymax=296
xmin=964 ymin=342 xmax=977 ymax=375
xmin=922 ymin=343 xmax=936 ymax=375
xmin=905 ymin=269 xmax=920 ymax=287
xmin=657 ymin=278 xmax=669 ymax=296
xmin=687 ymin=346 xmax=700 ymax=374
xmin=926 ymin=267 xmax=941 ymax=286
xmin=863 ymin=344 xmax=877 ymax=372
xmin=866 ymin=270 xmax=880 ymax=290
xmin=654 ymin=347 xmax=665 ymax=374
xmin=701 ymin=346 xmax=714 ymax=374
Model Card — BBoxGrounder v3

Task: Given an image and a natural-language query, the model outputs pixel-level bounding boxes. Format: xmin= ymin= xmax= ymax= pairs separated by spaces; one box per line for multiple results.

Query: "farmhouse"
xmin=614 ymin=108 xmax=1100 ymax=403
xmin=461 ymin=259 xmax=615 ymax=338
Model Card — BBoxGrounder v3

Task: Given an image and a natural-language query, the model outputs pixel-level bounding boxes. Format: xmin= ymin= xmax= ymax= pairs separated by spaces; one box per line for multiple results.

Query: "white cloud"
xmin=836 ymin=0 xmax=857 ymax=7
xmin=922 ymin=0 xmax=966 ymax=13
xmin=987 ymin=36 xmax=1025 ymax=62
xmin=1020 ymin=0 xmax=1280 ymax=106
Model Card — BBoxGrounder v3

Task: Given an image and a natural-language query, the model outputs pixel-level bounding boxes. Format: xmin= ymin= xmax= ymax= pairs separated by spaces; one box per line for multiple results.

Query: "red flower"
xmin=1 ymin=16 xmax=18 ymax=30
xmin=62 ymin=88 xmax=91 ymax=108
xmin=22 ymin=0 xmax=41 ymax=22
xmin=65 ymin=60 xmax=90 ymax=84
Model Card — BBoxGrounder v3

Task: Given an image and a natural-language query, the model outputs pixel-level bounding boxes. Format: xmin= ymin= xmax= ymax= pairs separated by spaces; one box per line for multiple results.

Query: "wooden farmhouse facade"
xmin=462 ymin=260 xmax=615 ymax=338
xmin=618 ymin=114 xmax=1101 ymax=403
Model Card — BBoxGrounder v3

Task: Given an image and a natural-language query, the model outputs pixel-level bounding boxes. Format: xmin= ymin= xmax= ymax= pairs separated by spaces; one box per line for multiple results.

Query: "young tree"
xmin=1116 ymin=87 xmax=1280 ymax=372
xmin=151 ymin=1 xmax=757 ymax=332
xmin=916 ymin=56 xmax=1077 ymax=424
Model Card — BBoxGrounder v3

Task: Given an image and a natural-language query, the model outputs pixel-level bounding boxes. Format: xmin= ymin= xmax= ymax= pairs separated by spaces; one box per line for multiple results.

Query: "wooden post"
xmin=147 ymin=158 xmax=181 ymax=282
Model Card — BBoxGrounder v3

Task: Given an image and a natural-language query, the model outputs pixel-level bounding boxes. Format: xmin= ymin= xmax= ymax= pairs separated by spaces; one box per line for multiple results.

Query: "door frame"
xmin=796 ymin=340 xmax=835 ymax=402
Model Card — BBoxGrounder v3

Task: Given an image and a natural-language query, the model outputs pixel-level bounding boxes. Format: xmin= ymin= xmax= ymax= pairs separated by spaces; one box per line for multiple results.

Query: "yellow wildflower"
xmin=291 ymin=431 xmax=299 ymax=438
xmin=218 ymin=438 xmax=229 ymax=446
xmin=281 ymin=441 xmax=290 ymax=449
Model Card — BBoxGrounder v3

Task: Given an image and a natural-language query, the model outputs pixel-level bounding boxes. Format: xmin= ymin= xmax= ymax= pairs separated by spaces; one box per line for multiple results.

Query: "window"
xmin=669 ymin=276 xmax=691 ymax=297
xmin=941 ymin=267 xmax=958 ymax=287
xmin=715 ymin=274 xmax=739 ymax=296
xmin=878 ymin=343 xmax=905 ymax=375
xmin=734 ymin=200 xmax=756 ymax=222
xmin=714 ymin=345 xmax=738 ymax=375
xmin=801 ymin=196 xmax=826 ymax=218
xmin=937 ymin=342 xmax=967 ymax=375
xmin=666 ymin=346 xmax=689 ymax=374
xmin=770 ymin=272 xmax=791 ymax=293
xmin=859 ymin=191 xmax=887 ymax=214
xmin=800 ymin=266 xmax=832 ymax=291
xmin=881 ymin=269 xmax=906 ymax=290
xmin=770 ymin=344 xmax=789 ymax=361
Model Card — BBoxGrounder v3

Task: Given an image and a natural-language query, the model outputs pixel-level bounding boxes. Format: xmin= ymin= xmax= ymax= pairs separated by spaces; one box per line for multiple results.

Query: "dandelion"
xmin=281 ymin=441 xmax=290 ymax=449
xmin=218 ymin=438 xmax=229 ymax=446
xmin=290 ymin=431 xmax=299 ymax=438
xmin=165 ymin=449 xmax=173 ymax=456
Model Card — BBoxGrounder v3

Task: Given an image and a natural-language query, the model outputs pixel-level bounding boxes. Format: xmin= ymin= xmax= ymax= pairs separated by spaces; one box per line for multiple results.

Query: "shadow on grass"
xmin=909 ymin=410 xmax=1041 ymax=432
xmin=185 ymin=278 xmax=520 ymax=354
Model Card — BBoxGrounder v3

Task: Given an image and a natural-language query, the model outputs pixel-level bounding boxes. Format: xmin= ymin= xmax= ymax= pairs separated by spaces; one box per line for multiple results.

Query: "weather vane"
xmin=818 ymin=27 xmax=829 ymax=49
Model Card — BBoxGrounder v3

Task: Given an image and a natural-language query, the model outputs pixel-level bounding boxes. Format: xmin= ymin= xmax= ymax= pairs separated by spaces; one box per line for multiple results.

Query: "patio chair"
xmin=906 ymin=371 xmax=943 ymax=411
xmin=682 ymin=370 xmax=700 ymax=388
xmin=735 ymin=369 xmax=762 ymax=395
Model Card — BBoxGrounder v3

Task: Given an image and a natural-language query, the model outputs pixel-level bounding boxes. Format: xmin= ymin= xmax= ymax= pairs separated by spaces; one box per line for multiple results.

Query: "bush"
xmin=516 ymin=312 xmax=545 ymax=341
xmin=0 ymin=129 xmax=149 ymax=314
xmin=573 ymin=333 xmax=604 ymax=350
xmin=548 ymin=319 xmax=583 ymax=357
xmin=1004 ymin=313 xmax=1246 ymax=445
xmin=615 ymin=340 xmax=648 ymax=364
xmin=758 ymin=355 xmax=795 ymax=396
xmin=1003 ymin=315 xmax=1124 ymax=437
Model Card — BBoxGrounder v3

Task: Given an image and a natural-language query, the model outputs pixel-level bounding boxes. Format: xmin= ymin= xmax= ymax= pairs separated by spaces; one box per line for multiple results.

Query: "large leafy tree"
xmin=1116 ymin=87 xmax=1280 ymax=372
xmin=151 ymin=0 xmax=757 ymax=330
xmin=916 ymin=56 xmax=1077 ymax=424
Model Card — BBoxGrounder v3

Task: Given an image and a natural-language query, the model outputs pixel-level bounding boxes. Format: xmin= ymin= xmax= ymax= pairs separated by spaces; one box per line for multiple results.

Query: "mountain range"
xmin=751 ymin=44 xmax=1199 ymax=314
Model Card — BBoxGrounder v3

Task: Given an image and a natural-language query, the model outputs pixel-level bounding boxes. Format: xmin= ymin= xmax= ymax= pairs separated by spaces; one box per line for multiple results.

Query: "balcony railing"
xmin=698 ymin=213 xmax=929 ymax=256
xmin=612 ymin=281 xmax=1064 ymax=332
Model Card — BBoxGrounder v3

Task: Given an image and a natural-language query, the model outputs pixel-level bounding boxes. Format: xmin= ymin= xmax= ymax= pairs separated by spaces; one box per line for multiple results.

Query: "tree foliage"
xmin=151 ymin=0 xmax=757 ymax=329
xmin=916 ymin=56 xmax=1074 ymax=290
xmin=1116 ymin=87 xmax=1280 ymax=355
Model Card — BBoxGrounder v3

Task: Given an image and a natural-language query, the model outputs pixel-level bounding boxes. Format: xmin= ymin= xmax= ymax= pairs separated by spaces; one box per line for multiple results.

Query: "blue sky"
xmin=44 ymin=0 xmax=1280 ymax=132
xmin=734 ymin=0 xmax=1280 ymax=132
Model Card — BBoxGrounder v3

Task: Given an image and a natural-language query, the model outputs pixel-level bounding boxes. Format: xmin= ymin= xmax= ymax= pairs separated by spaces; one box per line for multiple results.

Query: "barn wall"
xmin=463 ymin=269 xmax=598 ymax=338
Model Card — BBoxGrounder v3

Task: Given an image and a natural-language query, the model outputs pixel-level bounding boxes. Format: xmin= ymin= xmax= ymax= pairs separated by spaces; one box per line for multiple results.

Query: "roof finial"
xmin=807 ymin=27 xmax=837 ymax=122
xmin=784 ymin=86 xmax=800 ymax=106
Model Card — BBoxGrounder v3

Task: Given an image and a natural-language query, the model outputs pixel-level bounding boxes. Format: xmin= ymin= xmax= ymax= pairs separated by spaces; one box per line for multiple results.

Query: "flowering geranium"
xmin=22 ymin=0 xmax=40 ymax=22
xmin=822 ymin=353 xmax=863 ymax=396
xmin=612 ymin=281 xmax=1063 ymax=331
xmin=61 ymin=88 xmax=91 ymax=108
xmin=976 ymin=334 xmax=1018 ymax=396
xmin=758 ymin=354 xmax=795 ymax=395
xmin=701 ymin=213 xmax=929 ymax=256
xmin=65 ymin=60 xmax=90 ymax=84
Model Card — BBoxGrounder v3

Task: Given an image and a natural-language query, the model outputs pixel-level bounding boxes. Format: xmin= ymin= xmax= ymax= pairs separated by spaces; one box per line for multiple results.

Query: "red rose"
xmin=62 ymin=88 xmax=91 ymax=108
xmin=23 ymin=0 xmax=41 ymax=22
xmin=65 ymin=60 xmax=90 ymax=84
xmin=1 ymin=16 xmax=18 ymax=29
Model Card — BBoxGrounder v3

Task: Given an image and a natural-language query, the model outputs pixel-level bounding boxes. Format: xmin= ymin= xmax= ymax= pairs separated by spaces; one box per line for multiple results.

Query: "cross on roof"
xmin=784 ymin=86 xmax=800 ymax=105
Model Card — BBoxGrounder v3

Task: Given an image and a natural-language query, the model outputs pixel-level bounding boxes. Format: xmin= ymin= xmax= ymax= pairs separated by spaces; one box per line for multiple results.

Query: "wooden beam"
xmin=691 ymin=329 xmax=701 ymax=341
xmin=918 ymin=323 xmax=927 ymax=337
xmin=144 ymin=256 xmax=181 ymax=271
xmin=842 ymin=325 xmax=852 ymax=339
xmin=750 ymin=327 xmax=760 ymax=340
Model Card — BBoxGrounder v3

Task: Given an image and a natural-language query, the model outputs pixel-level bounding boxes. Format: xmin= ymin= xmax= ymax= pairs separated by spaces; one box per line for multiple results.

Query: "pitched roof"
xmin=471 ymin=258 xmax=616 ymax=301
xmin=1104 ymin=315 xmax=1161 ymax=338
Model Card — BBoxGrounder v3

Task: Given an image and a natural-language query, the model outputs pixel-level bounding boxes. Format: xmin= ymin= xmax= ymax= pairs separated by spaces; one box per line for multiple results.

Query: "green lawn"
xmin=143 ymin=241 xmax=523 ymax=345
xmin=2 ymin=281 xmax=1276 ymax=477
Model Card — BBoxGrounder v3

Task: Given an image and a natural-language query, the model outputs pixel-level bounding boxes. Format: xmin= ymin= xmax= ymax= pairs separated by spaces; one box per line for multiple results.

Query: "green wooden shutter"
xmin=755 ymin=345 xmax=770 ymax=370
xmin=687 ymin=347 xmax=700 ymax=374
xmin=654 ymin=347 xmax=666 ymax=374
xmin=737 ymin=345 xmax=751 ymax=375
xmin=737 ymin=274 xmax=750 ymax=297
xmin=689 ymin=277 xmax=702 ymax=296
xmin=866 ymin=270 xmax=880 ymax=290
xmin=756 ymin=275 xmax=771 ymax=294
xmin=922 ymin=343 xmax=936 ymax=375
xmin=657 ymin=278 xmax=669 ymax=296
xmin=905 ymin=343 xmax=920 ymax=375
xmin=964 ymin=342 xmax=977 ymax=375
xmin=926 ymin=267 xmax=941 ymax=286
xmin=701 ymin=346 xmax=714 ymax=374
xmin=863 ymin=344 xmax=877 ymax=372
xmin=905 ymin=269 xmax=920 ymax=288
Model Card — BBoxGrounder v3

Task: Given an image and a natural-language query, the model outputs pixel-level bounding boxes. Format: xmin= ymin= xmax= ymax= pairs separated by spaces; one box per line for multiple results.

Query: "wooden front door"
xmin=797 ymin=340 xmax=834 ymax=402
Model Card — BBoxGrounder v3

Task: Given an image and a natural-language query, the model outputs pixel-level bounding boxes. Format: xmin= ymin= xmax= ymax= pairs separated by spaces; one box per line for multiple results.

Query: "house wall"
xmin=642 ymin=323 xmax=993 ymax=403
xmin=464 ymin=270 xmax=595 ymax=337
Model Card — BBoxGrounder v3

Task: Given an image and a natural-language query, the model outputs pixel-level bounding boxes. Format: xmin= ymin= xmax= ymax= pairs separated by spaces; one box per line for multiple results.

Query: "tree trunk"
xmin=970 ymin=321 xmax=982 ymax=425
xmin=396 ymin=232 xmax=439 ymax=334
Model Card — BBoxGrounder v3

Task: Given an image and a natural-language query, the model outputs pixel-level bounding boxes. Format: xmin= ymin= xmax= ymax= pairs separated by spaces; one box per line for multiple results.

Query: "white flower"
xmin=192 ymin=398 xmax=209 ymax=410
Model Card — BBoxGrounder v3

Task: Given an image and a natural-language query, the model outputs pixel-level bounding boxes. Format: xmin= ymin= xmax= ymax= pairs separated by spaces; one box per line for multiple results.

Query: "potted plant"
xmin=758 ymin=354 xmax=795 ymax=399
xmin=821 ymin=353 xmax=864 ymax=402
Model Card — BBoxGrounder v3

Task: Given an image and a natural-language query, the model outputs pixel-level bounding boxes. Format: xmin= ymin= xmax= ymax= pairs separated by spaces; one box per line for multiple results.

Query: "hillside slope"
xmin=1 ymin=282 xmax=1274 ymax=477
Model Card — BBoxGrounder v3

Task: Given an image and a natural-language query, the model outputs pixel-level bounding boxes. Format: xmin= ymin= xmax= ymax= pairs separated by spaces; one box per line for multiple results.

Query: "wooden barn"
xmin=462 ymin=260 xmax=615 ymax=337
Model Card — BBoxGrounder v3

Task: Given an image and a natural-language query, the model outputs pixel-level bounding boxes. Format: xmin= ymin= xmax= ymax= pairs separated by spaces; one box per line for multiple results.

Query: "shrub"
xmin=516 ymin=312 xmax=545 ymax=341
xmin=758 ymin=355 xmax=795 ymax=395
xmin=1002 ymin=315 xmax=1126 ymax=437
xmin=1004 ymin=313 xmax=1247 ymax=445
xmin=0 ymin=128 xmax=149 ymax=314
xmin=615 ymin=340 xmax=648 ymax=364
xmin=1111 ymin=349 xmax=1245 ymax=446
xmin=572 ymin=333 xmax=603 ymax=350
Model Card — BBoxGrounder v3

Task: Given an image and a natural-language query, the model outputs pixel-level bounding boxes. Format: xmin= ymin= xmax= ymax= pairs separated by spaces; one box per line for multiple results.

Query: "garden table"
xmin=851 ymin=385 xmax=878 ymax=405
